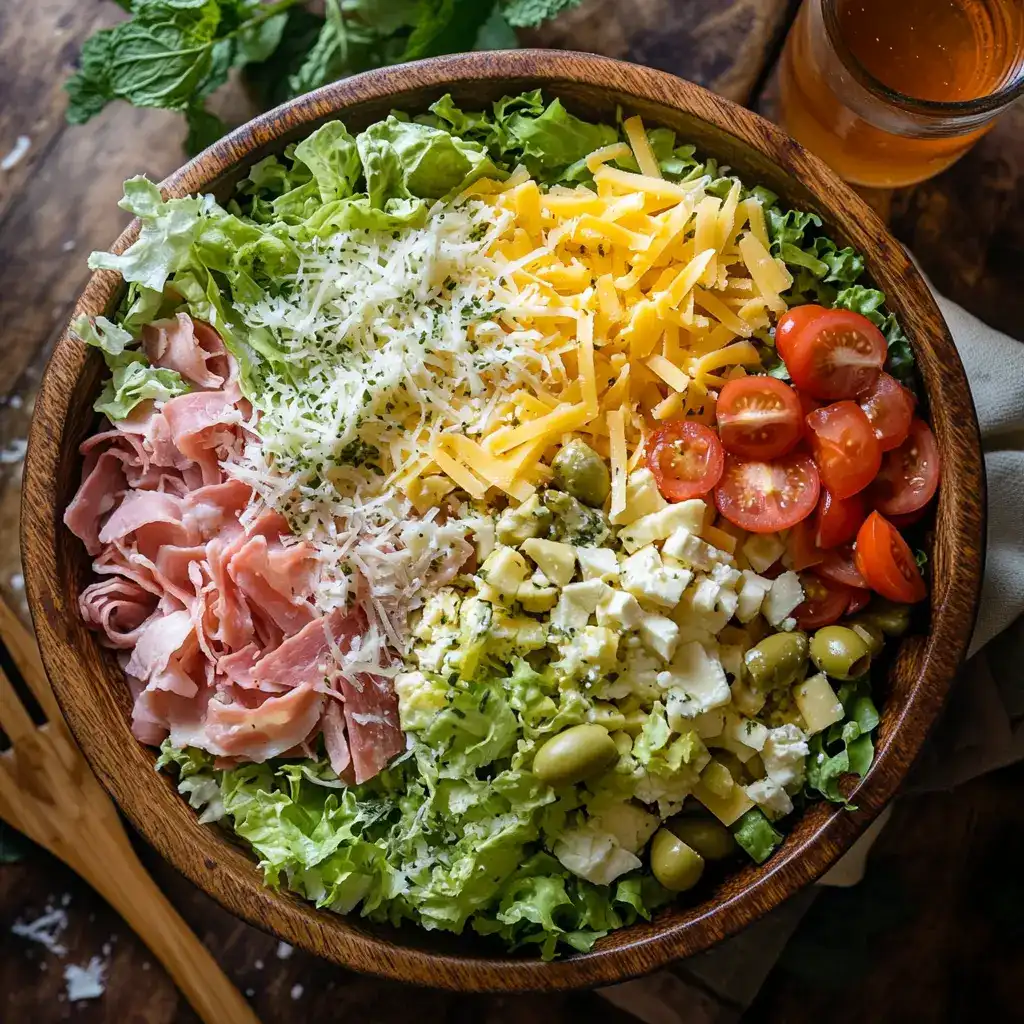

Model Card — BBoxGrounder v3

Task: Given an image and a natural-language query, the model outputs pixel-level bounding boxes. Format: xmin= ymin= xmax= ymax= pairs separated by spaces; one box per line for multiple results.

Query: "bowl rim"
xmin=23 ymin=49 xmax=985 ymax=991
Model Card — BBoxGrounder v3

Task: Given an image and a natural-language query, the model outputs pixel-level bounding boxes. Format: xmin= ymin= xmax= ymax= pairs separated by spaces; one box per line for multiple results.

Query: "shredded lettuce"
xmin=160 ymin=661 xmax=667 ymax=959
xmin=805 ymin=678 xmax=881 ymax=809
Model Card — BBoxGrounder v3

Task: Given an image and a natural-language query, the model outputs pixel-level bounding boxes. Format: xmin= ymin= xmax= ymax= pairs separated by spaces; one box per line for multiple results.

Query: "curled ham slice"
xmin=67 ymin=314 xmax=404 ymax=783
xmin=143 ymin=312 xmax=225 ymax=390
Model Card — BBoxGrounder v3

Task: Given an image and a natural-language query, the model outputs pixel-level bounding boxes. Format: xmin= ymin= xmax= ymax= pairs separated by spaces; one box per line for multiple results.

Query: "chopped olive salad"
xmin=76 ymin=91 xmax=938 ymax=959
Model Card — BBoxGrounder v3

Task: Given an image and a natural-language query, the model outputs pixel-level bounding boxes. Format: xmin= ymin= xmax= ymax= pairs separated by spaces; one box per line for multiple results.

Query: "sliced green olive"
xmin=650 ymin=829 xmax=705 ymax=892
xmin=532 ymin=724 xmax=618 ymax=786
xmin=744 ymin=632 xmax=809 ymax=692
xmin=810 ymin=625 xmax=872 ymax=680
xmin=667 ymin=817 xmax=736 ymax=861
xmin=865 ymin=600 xmax=912 ymax=637
xmin=846 ymin=616 xmax=885 ymax=656
xmin=551 ymin=440 xmax=611 ymax=508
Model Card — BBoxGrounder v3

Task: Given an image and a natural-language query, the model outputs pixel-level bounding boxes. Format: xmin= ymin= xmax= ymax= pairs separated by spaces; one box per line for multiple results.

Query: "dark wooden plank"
xmin=742 ymin=761 xmax=1024 ymax=1024
xmin=526 ymin=0 xmax=795 ymax=104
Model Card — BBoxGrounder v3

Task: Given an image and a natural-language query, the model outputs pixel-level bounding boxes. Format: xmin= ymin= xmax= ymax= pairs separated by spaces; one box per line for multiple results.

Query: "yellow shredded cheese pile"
xmin=417 ymin=115 xmax=795 ymax=518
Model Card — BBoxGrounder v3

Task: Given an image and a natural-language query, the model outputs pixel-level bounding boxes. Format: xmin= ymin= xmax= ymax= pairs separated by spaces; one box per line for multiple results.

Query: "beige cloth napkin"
xmin=599 ymin=288 xmax=1024 ymax=1021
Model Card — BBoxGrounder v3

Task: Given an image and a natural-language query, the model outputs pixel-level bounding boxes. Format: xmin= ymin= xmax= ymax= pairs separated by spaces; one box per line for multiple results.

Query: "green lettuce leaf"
xmin=805 ymin=677 xmax=880 ymax=808
xmin=94 ymin=354 xmax=191 ymax=419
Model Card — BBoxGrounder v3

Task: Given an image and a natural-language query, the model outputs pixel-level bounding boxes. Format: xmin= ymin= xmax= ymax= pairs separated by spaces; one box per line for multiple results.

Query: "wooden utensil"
xmin=0 ymin=597 xmax=261 ymax=1024
xmin=22 ymin=49 xmax=985 ymax=991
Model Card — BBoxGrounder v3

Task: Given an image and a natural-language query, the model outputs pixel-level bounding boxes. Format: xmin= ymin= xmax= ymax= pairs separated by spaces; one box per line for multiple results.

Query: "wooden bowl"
xmin=23 ymin=50 xmax=984 ymax=991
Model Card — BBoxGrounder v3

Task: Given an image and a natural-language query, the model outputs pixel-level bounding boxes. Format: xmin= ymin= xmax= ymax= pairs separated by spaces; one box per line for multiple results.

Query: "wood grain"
xmin=20 ymin=50 xmax=986 ymax=992
xmin=524 ymin=0 xmax=797 ymax=103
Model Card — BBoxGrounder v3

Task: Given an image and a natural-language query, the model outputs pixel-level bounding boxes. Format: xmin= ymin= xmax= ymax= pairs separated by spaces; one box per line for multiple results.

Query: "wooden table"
xmin=1 ymin=1 xmax=1021 ymax=1020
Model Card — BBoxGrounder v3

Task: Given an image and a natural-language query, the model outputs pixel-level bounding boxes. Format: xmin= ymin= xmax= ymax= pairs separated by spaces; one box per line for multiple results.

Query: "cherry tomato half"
xmin=776 ymin=306 xmax=887 ymax=400
xmin=805 ymin=401 xmax=881 ymax=499
xmin=716 ymin=376 xmax=803 ymax=459
xmin=815 ymin=487 xmax=867 ymax=549
xmin=714 ymin=451 xmax=820 ymax=534
xmin=858 ymin=372 xmax=915 ymax=451
xmin=854 ymin=511 xmax=927 ymax=603
xmin=794 ymin=573 xmax=853 ymax=630
xmin=816 ymin=543 xmax=868 ymax=589
xmin=646 ymin=420 xmax=725 ymax=502
xmin=869 ymin=418 xmax=940 ymax=517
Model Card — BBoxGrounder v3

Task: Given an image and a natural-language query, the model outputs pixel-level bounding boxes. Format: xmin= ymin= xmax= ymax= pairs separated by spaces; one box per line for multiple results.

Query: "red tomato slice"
xmin=716 ymin=377 xmax=802 ymax=459
xmin=869 ymin=418 xmax=940 ymax=517
xmin=846 ymin=589 xmax=871 ymax=615
xmin=806 ymin=401 xmax=882 ymax=499
xmin=776 ymin=306 xmax=887 ymax=400
xmin=816 ymin=544 xmax=868 ymax=589
xmin=646 ymin=421 xmax=725 ymax=502
xmin=858 ymin=372 xmax=915 ymax=451
xmin=786 ymin=517 xmax=825 ymax=572
xmin=794 ymin=573 xmax=853 ymax=630
xmin=814 ymin=487 xmax=866 ymax=549
xmin=855 ymin=512 xmax=927 ymax=603
xmin=714 ymin=452 xmax=820 ymax=534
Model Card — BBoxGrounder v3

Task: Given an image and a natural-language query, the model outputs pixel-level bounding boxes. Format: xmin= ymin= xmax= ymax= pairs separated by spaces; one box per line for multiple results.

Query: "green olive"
xmin=865 ymin=600 xmax=912 ymax=637
xmin=532 ymin=724 xmax=618 ymax=786
xmin=667 ymin=817 xmax=736 ymax=861
xmin=743 ymin=632 xmax=809 ymax=692
xmin=650 ymin=829 xmax=705 ymax=892
xmin=846 ymin=617 xmax=885 ymax=656
xmin=551 ymin=440 xmax=611 ymax=508
xmin=810 ymin=625 xmax=872 ymax=680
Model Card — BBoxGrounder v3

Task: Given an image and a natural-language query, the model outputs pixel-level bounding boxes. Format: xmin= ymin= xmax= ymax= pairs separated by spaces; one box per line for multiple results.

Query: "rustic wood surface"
xmin=0 ymin=0 xmax=1020 ymax=1019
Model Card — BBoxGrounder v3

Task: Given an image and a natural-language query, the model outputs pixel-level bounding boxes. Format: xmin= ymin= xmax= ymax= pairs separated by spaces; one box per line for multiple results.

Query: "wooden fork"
xmin=0 ymin=597 xmax=261 ymax=1024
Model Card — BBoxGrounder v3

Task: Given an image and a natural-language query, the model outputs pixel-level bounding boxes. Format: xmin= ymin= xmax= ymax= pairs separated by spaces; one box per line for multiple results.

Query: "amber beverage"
xmin=779 ymin=0 xmax=1024 ymax=187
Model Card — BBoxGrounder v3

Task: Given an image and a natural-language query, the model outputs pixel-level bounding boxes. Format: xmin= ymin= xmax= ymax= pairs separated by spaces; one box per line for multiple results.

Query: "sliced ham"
xmin=339 ymin=673 xmax=403 ymax=784
xmin=322 ymin=699 xmax=354 ymax=782
xmin=80 ymin=577 xmax=157 ymax=649
xmin=227 ymin=534 xmax=316 ymax=636
xmin=204 ymin=683 xmax=325 ymax=762
xmin=69 ymin=318 xmax=406 ymax=785
xmin=64 ymin=451 xmax=127 ymax=555
xmin=142 ymin=312 xmax=225 ymax=390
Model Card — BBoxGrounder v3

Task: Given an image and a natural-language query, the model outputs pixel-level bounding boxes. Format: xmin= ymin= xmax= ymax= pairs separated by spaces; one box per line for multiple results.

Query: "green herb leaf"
xmin=501 ymin=0 xmax=583 ymax=28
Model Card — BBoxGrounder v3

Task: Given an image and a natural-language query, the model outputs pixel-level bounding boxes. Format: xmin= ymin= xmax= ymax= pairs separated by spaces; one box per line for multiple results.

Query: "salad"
xmin=64 ymin=92 xmax=939 ymax=959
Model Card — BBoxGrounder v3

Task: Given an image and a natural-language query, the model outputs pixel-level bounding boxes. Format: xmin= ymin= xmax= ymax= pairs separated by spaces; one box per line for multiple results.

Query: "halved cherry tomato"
xmin=858 ymin=372 xmax=915 ymax=451
xmin=805 ymin=401 xmax=882 ymax=499
xmin=846 ymin=589 xmax=871 ymax=615
xmin=816 ymin=543 xmax=868 ymax=589
xmin=855 ymin=511 xmax=927 ymax=603
xmin=786 ymin=518 xmax=825 ymax=572
xmin=776 ymin=306 xmax=887 ymax=400
xmin=716 ymin=377 xmax=802 ymax=459
xmin=793 ymin=573 xmax=854 ymax=630
xmin=869 ymin=418 xmax=940 ymax=517
xmin=646 ymin=421 xmax=725 ymax=501
xmin=815 ymin=487 xmax=866 ymax=549
xmin=714 ymin=451 xmax=820 ymax=534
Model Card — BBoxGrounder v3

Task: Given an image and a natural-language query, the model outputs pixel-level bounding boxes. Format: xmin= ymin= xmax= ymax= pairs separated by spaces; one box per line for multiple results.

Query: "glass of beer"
xmin=779 ymin=0 xmax=1024 ymax=187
